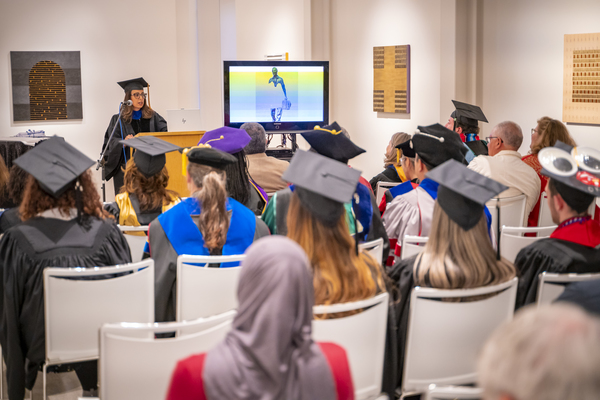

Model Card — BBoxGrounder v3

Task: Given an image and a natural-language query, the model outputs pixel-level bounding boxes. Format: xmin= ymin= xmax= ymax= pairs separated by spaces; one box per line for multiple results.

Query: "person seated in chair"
xmin=145 ymin=145 xmax=269 ymax=322
xmin=514 ymin=142 xmax=600 ymax=309
xmin=369 ymin=131 xmax=412 ymax=193
xmin=0 ymin=164 xmax=30 ymax=234
xmin=0 ymin=137 xmax=131 ymax=400
xmin=104 ymin=136 xmax=180 ymax=229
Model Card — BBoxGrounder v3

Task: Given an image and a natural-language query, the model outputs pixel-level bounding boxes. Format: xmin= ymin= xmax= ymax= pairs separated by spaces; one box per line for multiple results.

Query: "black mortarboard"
xmin=411 ymin=124 xmax=467 ymax=167
xmin=282 ymin=150 xmax=361 ymax=226
xmin=301 ymin=121 xmax=366 ymax=164
xmin=14 ymin=137 xmax=95 ymax=199
xmin=396 ymin=139 xmax=415 ymax=158
xmin=538 ymin=141 xmax=600 ymax=196
xmin=451 ymin=100 xmax=488 ymax=128
xmin=117 ymin=77 xmax=148 ymax=92
xmin=120 ymin=136 xmax=181 ymax=178
xmin=427 ymin=159 xmax=508 ymax=230
xmin=182 ymin=145 xmax=237 ymax=174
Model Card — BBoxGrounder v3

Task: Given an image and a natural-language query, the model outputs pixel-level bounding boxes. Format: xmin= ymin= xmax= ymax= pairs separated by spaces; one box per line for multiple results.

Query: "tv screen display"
xmin=224 ymin=60 xmax=329 ymax=132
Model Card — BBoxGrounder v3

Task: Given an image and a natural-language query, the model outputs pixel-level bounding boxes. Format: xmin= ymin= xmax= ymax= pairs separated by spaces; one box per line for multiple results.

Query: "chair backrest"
xmin=499 ymin=225 xmax=556 ymax=264
xmin=402 ymin=277 xmax=518 ymax=393
xmin=100 ymin=311 xmax=235 ymax=400
xmin=401 ymin=235 xmax=429 ymax=260
xmin=486 ymin=194 xmax=527 ymax=237
xmin=424 ymin=385 xmax=483 ymax=400
xmin=118 ymin=225 xmax=149 ymax=263
xmin=44 ymin=259 xmax=154 ymax=365
xmin=358 ymin=238 xmax=384 ymax=265
xmin=312 ymin=293 xmax=389 ymax=400
xmin=376 ymin=181 xmax=400 ymax=205
xmin=176 ymin=254 xmax=246 ymax=321
xmin=539 ymin=192 xmax=596 ymax=227
xmin=537 ymin=272 xmax=600 ymax=305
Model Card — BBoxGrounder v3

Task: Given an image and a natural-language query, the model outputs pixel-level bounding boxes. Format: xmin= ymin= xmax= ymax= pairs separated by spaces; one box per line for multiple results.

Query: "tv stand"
xmin=265 ymin=132 xmax=300 ymax=162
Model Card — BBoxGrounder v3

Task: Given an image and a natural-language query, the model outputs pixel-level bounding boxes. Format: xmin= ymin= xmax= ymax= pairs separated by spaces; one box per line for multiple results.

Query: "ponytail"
xmin=188 ymin=163 xmax=229 ymax=252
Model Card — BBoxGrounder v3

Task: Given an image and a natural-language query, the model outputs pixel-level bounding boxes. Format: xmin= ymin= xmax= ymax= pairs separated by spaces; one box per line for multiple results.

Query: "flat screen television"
xmin=224 ymin=60 xmax=329 ymax=132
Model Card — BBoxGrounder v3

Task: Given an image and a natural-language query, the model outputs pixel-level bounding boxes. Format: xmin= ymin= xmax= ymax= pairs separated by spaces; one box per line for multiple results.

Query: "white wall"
xmin=481 ymin=0 xmax=600 ymax=154
xmin=0 ymin=0 xmax=179 ymax=199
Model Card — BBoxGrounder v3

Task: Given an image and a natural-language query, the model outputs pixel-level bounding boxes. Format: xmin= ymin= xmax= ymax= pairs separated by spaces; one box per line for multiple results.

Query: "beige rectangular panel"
xmin=563 ymin=33 xmax=600 ymax=124
xmin=373 ymin=45 xmax=411 ymax=114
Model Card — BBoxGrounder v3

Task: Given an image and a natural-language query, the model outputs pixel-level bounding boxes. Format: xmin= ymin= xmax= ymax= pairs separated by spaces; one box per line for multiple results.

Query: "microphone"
xmin=122 ymin=100 xmax=133 ymax=106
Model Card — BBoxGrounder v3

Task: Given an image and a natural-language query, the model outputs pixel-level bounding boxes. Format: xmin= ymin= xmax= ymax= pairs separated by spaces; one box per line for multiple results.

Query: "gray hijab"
xmin=203 ymin=236 xmax=338 ymax=400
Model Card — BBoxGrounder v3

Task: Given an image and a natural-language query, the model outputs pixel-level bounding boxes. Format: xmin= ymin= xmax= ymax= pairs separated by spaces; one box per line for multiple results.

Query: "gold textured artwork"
xmin=563 ymin=33 xmax=600 ymax=124
xmin=373 ymin=45 xmax=410 ymax=114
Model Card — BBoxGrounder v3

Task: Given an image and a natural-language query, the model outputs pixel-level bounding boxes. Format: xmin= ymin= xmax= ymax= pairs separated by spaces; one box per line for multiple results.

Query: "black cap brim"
xmin=117 ymin=77 xmax=148 ymax=92
xmin=451 ymin=100 xmax=488 ymax=125
xmin=120 ymin=136 xmax=181 ymax=178
xmin=186 ymin=146 xmax=237 ymax=170
xmin=301 ymin=122 xmax=365 ymax=164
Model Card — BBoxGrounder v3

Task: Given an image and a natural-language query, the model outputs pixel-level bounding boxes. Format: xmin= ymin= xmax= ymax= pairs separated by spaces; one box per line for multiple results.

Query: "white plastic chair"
xmin=499 ymin=225 xmax=556 ymax=264
xmin=359 ymin=238 xmax=384 ymax=265
xmin=538 ymin=192 xmax=596 ymax=227
xmin=43 ymin=260 xmax=154 ymax=400
xmin=117 ymin=225 xmax=149 ymax=263
xmin=100 ymin=310 xmax=235 ymax=400
xmin=536 ymin=272 xmax=600 ymax=305
xmin=424 ymin=385 xmax=483 ymax=400
xmin=401 ymin=235 xmax=429 ymax=260
xmin=376 ymin=181 xmax=401 ymax=205
xmin=401 ymin=277 xmax=518 ymax=396
xmin=486 ymin=194 xmax=527 ymax=238
xmin=312 ymin=292 xmax=389 ymax=400
xmin=176 ymin=254 xmax=245 ymax=321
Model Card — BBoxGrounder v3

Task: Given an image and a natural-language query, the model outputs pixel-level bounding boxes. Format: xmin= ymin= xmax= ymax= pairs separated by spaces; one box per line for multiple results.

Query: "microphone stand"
xmin=97 ymin=102 xmax=127 ymax=202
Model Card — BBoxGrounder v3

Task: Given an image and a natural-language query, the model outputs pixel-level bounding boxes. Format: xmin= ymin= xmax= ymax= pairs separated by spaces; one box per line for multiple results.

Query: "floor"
xmin=2 ymin=366 xmax=85 ymax=400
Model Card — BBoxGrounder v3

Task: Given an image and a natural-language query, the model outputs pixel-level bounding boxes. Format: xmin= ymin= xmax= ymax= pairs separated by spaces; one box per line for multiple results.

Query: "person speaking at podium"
xmin=101 ymin=77 xmax=168 ymax=194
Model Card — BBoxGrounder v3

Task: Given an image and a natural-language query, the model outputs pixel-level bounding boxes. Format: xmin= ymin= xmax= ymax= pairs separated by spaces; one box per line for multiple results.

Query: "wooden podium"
xmin=137 ymin=131 xmax=205 ymax=197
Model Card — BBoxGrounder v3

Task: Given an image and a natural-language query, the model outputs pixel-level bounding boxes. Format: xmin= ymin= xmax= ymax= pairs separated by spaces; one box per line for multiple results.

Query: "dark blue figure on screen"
xmin=268 ymin=67 xmax=291 ymax=121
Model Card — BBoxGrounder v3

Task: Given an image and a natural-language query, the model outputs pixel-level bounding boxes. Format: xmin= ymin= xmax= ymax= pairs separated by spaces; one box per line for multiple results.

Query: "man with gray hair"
xmin=468 ymin=121 xmax=540 ymax=219
xmin=240 ymin=122 xmax=289 ymax=193
xmin=478 ymin=304 xmax=600 ymax=400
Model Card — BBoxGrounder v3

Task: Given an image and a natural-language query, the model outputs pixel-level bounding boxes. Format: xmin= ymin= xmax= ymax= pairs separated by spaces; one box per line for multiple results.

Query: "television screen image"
xmin=224 ymin=61 xmax=329 ymax=132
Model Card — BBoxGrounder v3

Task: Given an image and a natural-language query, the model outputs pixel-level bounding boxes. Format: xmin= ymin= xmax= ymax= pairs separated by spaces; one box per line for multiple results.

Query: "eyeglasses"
xmin=485 ymin=136 xmax=503 ymax=144
xmin=131 ymin=93 xmax=147 ymax=99
xmin=531 ymin=128 xmax=538 ymax=136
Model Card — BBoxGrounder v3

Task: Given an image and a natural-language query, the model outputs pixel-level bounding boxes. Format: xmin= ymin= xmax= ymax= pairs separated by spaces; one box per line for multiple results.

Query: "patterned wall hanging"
xmin=373 ymin=45 xmax=410 ymax=114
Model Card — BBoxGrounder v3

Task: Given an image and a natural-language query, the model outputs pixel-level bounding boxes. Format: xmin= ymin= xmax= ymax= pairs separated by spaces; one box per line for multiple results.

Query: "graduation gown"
xmin=0 ymin=216 xmax=131 ymax=400
xmin=0 ymin=207 xmax=23 ymax=234
xmin=105 ymin=192 xmax=180 ymax=227
xmin=514 ymin=217 xmax=600 ymax=309
xmin=145 ymin=197 xmax=270 ymax=322
xmin=369 ymin=165 xmax=404 ymax=194
xmin=101 ymin=112 xmax=167 ymax=181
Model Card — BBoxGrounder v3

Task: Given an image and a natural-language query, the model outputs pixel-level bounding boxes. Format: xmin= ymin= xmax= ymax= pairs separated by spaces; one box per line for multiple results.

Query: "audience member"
xmin=556 ymin=279 xmax=600 ymax=316
xmin=478 ymin=304 xmax=600 ymax=400
xmin=383 ymin=123 xmax=476 ymax=259
xmin=104 ymin=136 xmax=180 ymax=228
xmin=166 ymin=236 xmax=354 ymax=400
xmin=263 ymin=121 xmax=389 ymax=265
xmin=522 ymin=117 xmax=577 ymax=226
xmin=146 ymin=145 xmax=269 ymax=322
xmin=388 ymin=159 xmax=516 ymax=390
xmin=0 ymin=137 xmax=131 ymax=399
xmin=378 ymin=139 xmax=418 ymax=218
xmin=369 ymin=131 xmax=411 ymax=193
xmin=0 ymin=164 xmax=29 ymax=233
xmin=468 ymin=121 xmax=541 ymax=222
xmin=240 ymin=122 xmax=289 ymax=192
xmin=515 ymin=142 xmax=600 ymax=308
xmin=198 ymin=127 xmax=268 ymax=215
xmin=445 ymin=100 xmax=487 ymax=158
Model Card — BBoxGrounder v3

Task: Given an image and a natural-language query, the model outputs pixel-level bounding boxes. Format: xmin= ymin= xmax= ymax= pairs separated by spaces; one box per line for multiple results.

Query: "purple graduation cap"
xmin=198 ymin=127 xmax=251 ymax=155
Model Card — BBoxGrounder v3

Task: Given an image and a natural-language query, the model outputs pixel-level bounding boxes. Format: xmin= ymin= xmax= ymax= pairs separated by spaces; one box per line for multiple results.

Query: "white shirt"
xmin=468 ymin=150 xmax=541 ymax=220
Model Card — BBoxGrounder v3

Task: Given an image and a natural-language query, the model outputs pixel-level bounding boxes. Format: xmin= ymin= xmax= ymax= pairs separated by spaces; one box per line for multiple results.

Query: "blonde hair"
xmin=531 ymin=117 xmax=576 ymax=155
xmin=286 ymin=193 xmax=385 ymax=305
xmin=384 ymin=132 xmax=411 ymax=168
xmin=187 ymin=163 xmax=229 ymax=251
xmin=414 ymin=203 xmax=516 ymax=289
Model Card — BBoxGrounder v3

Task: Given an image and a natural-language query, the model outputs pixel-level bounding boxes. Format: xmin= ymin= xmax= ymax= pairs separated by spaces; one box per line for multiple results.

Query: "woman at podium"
xmin=101 ymin=77 xmax=167 ymax=193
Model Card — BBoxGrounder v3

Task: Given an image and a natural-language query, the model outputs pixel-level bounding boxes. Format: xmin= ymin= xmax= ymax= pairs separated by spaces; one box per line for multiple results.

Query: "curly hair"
xmin=20 ymin=170 xmax=108 ymax=221
xmin=120 ymin=91 xmax=154 ymax=123
xmin=8 ymin=164 xmax=29 ymax=204
xmin=530 ymin=117 xmax=576 ymax=155
xmin=121 ymin=159 xmax=178 ymax=211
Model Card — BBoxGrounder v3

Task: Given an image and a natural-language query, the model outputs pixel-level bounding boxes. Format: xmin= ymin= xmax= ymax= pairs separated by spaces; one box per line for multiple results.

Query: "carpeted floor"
xmin=2 ymin=366 xmax=86 ymax=400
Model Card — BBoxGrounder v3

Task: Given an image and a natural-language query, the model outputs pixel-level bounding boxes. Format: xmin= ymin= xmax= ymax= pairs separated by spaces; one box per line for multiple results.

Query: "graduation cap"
xmin=198 ymin=127 xmax=251 ymax=155
xmin=396 ymin=139 xmax=415 ymax=158
xmin=301 ymin=121 xmax=366 ymax=164
xmin=14 ymin=137 xmax=95 ymax=199
xmin=117 ymin=77 xmax=148 ymax=93
xmin=182 ymin=145 xmax=237 ymax=175
xmin=282 ymin=150 xmax=361 ymax=226
xmin=538 ymin=141 xmax=600 ymax=197
xmin=119 ymin=136 xmax=181 ymax=178
xmin=408 ymin=124 xmax=467 ymax=167
xmin=451 ymin=100 xmax=488 ymax=128
xmin=426 ymin=159 xmax=508 ymax=231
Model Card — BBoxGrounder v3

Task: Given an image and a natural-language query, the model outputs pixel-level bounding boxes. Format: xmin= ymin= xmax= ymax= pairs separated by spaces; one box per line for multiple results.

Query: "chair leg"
xmin=42 ymin=363 xmax=47 ymax=400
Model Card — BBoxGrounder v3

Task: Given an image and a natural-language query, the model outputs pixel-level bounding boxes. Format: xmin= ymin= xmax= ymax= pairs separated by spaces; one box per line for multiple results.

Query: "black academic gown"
xmin=0 ymin=216 xmax=131 ymax=400
xmin=0 ymin=207 xmax=22 ymax=234
xmin=101 ymin=112 xmax=167 ymax=189
xmin=556 ymin=279 xmax=600 ymax=316
xmin=514 ymin=238 xmax=600 ymax=309
xmin=369 ymin=167 xmax=402 ymax=194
